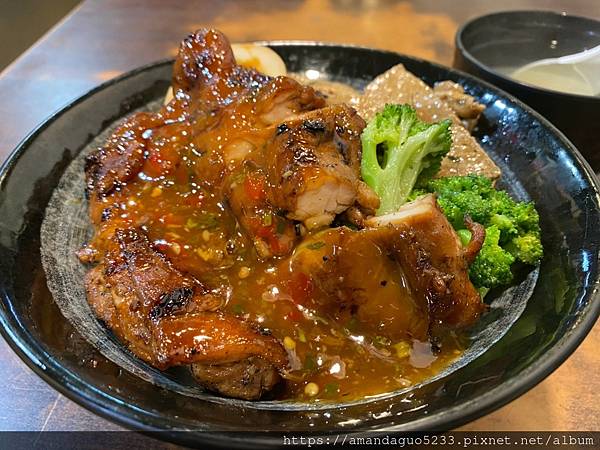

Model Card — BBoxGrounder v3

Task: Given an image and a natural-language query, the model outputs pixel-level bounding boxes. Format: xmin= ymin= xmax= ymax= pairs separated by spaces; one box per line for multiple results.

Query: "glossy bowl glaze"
xmin=0 ymin=44 xmax=598 ymax=447
xmin=454 ymin=10 xmax=600 ymax=169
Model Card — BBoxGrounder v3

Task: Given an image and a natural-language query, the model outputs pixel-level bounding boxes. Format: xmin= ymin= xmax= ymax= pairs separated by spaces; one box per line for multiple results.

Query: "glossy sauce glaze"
xmin=84 ymin=75 xmax=466 ymax=402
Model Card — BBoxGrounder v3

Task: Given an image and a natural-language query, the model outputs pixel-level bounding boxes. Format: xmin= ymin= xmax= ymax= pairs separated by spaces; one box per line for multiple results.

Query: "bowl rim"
xmin=455 ymin=9 xmax=600 ymax=101
xmin=0 ymin=41 xmax=599 ymax=444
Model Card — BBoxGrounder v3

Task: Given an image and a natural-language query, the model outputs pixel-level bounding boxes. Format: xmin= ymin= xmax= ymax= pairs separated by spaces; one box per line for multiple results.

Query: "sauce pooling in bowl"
xmin=90 ymin=130 xmax=465 ymax=401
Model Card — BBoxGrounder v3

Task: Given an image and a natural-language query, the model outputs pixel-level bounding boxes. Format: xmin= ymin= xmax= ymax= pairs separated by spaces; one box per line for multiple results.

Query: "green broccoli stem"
xmin=360 ymin=104 xmax=451 ymax=216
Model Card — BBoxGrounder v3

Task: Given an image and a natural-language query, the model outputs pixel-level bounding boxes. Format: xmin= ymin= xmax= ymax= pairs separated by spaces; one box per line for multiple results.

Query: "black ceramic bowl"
xmin=0 ymin=43 xmax=599 ymax=447
xmin=454 ymin=10 xmax=600 ymax=169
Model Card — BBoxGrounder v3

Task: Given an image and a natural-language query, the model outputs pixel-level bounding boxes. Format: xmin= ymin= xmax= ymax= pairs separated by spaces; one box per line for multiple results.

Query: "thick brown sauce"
xmin=90 ymin=76 xmax=465 ymax=402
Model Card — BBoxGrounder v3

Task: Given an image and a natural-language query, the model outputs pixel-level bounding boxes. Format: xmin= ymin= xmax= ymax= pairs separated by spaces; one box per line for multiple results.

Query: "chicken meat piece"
xmin=290 ymin=227 xmax=430 ymax=341
xmin=288 ymin=195 xmax=484 ymax=339
xmin=224 ymin=168 xmax=298 ymax=259
xmin=191 ymin=357 xmax=281 ymax=401
xmin=84 ymin=112 xmax=158 ymax=201
xmin=208 ymin=77 xmax=327 ymax=258
xmin=433 ymin=80 xmax=485 ymax=125
xmin=263 ymin=104 xmax=379 ymax=230
xmin=354 ymin=64 xmax=500 ymax=180
xmin=223 ymin=102 xmax=378 ymax=258
xmin=365 ymin=194 xmax=485 ymax=328
xmin=85 ymin=228 xmax=287 ymax=399
xmin=253 ymin=76 xmax=327 ymax=126
xmin=87 ymin=30 xmax=271 ymax=199
xmin=193 ymin=75 xmax=326 ymax=180
xmin=172 ymin=29 xmax=270 ymax=125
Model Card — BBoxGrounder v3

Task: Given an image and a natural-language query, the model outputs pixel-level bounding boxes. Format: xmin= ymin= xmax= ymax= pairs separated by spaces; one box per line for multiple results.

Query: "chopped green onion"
xmin=230 ymin=171 xmax=246 ymax=184
xmin=307 ymin=241 xmax=325 ymax=250
xmin=232 ymin=304 xmax=244 ymax=315
xmin=298 ymin=328 xmax=307 ymax=343
xmin=185 ymin=218 xmax=198 ymax=229
xmin=346 ymin=316 xmax=359 ymax=332
xmin=276 ymin=218 xmax=286 ymax=234
xmin=374 ymin=335 xmax=391 ymax=347
xmin=304 ymin=354 xmax=317 ymax=372
xmin=262 ymin=213 xmax=273 ymax=226
xmin=196 ymin=213 xmax=219 ymax=230
xmin=324 ymin=382 xmax=339 ymax=395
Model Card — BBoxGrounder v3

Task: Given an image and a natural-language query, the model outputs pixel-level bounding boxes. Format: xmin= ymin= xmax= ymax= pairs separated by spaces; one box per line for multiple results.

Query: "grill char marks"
xmin=173 ymin=29 xmax=269 ymax=107
xmin=149 ymin=287 xmax=195 ymax=321
xmin=84 ymin=227 xmax=287 ymax=399
xmin=84 ymin=112 xmax=157 ymax=199
xmin=264 ymin=105 xmax=378 ymax=230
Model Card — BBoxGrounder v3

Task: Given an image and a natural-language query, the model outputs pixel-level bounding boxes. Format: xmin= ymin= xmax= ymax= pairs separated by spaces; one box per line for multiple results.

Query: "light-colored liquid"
xmin=497 ymin=65 xmax=598 ymax=96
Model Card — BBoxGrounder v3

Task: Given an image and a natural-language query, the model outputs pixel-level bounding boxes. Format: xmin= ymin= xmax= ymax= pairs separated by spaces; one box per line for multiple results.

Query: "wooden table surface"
xmin=0 ymin=0 xmax=598 ymax=435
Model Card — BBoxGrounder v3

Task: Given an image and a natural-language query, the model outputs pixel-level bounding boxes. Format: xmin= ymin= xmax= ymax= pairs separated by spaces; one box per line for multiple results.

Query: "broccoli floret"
xmin=469 ymin=226 xmax=515 ymax=289
xmin=489 ymin=213 xmax=518 ymax=242
xmin=360 ymin=104 xmax=451 ymax=215
xmin=406 ymin=188 xmax=427 ymax=202
xmin=504 ymin=201 xmax=541 ymax=235
xmin=506 ymin=233 xmax=544 ymax=265
xmin=417 ymin=174 xmax=543 ymax=290
xmin=421 ymin=174 xmax=542 ymax=259
xmin=426 ymin=175 xmax=496 ymax=228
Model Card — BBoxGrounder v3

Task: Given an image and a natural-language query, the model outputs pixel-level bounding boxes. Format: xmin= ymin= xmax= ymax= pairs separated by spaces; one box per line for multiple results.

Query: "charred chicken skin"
xmin=79 ymin=28 xmax=485 ymax=401
xmin=85 ymin=228 xmax=287 ymax=400
xmin=291 ymin=195 xmax=484 ymax=341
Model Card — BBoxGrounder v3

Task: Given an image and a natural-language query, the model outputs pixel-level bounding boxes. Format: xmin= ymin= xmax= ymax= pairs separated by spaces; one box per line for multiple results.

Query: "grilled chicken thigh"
xmin=290 ymin=195 xmax=484 ymax=339
xmin=85 ymin=228 xmax=287 ymax=399
xmin=263 ymin=104 xmax=378 ymax=229
xmin=290 ymin=227 xmax=431 ymax=341
xmin=222 ymin=103 xmax=379 ymax=257
xmin=172 ymin=28 xmax=270 ymax=124
xmin=82 ymin=30 xmax=299 ymax=399
xmin=366 ymin=195 xmax=485 ymax=328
